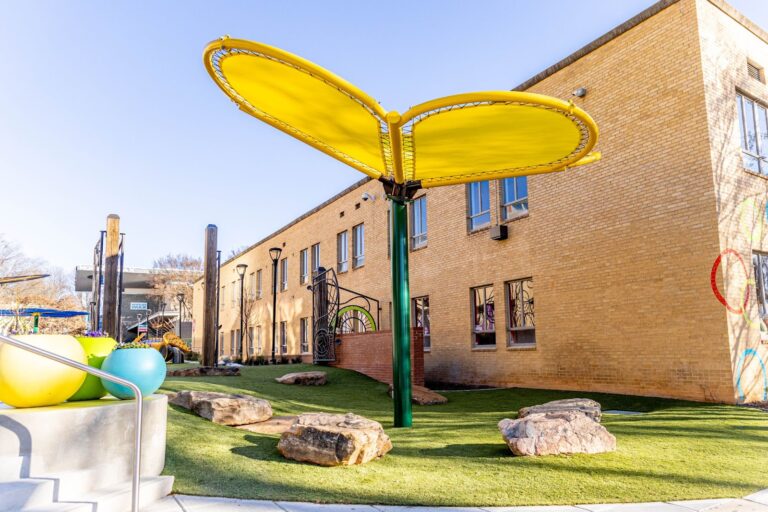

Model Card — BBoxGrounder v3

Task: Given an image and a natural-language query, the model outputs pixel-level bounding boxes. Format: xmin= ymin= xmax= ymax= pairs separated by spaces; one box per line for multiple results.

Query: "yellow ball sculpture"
xmin=0 ymin=335 xmax=87 ymax=408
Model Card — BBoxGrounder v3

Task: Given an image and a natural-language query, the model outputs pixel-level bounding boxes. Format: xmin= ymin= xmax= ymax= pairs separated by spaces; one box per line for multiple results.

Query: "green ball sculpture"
xmin=68 ymin=335 xmax=117 ymax=401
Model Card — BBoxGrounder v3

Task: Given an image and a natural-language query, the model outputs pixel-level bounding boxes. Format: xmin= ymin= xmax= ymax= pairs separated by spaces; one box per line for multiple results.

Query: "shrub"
xmin=186 ymin=351 xmax=200 ymax=361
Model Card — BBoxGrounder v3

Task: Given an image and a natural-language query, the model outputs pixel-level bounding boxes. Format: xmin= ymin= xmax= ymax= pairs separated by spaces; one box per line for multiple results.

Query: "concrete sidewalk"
xmin=145 ymin=489 xmax=768 ymax=512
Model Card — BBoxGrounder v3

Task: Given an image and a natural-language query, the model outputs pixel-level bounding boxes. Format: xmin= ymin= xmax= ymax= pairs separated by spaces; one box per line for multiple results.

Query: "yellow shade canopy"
xmin=203 ymin=37 xmax=600 ymax=188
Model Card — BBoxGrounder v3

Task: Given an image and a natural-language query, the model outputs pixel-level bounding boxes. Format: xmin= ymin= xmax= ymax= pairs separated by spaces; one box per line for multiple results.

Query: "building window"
xmin=230 ymin=330 xmax=235 ymax=354
xmin=256 ymin=269 xmax=262 ymax=298
xmin=352 ymin=224 xmax=365 ymax=268
xmin=236 ymin=329 xmax=241 ymax=356
xmin=280 ymin=321 xmax=287 ymax=354
xmin=280 ymin=258 xmax=288 ymax=291
xmin=248 ymin=272 xmax=256 ymax=298
xmin=256 ymin=325 xmax=262 ymax=352
xmin=311 ymin=243 xmax=321 ymax=275
xmin=221 ymin=285 xmax=226 ymax=307
xmin=300 ymin=317 xmax=310 ymax=353
xmin=300 ymin=248 xmax=309 ymax=284
xmin=412 ymin=296 xmax=431 ymax=351
xmin=467 ymin=181 xmax=491 ymax=230
xmin=506 ymin=278 xmax=535 ymax=346
xmin=748 ymin=61 xmax=765 ymax=83
xmin=337 ymin=231 xmax=349 ymax=272
xmin=410 ymin=195 xmax=427 ymax=249
xmin=248 ymin=327 xmax=255 ymax=355
xmin=471 ymin=285 xmax=495 ymax=346
xmin=219 ymin=332 xmax=223 ymax=355
xmin=501 ymin=177 xmax=529 ymax=220
xmin=231 ymin=281 xmax=236 ymax=307
xmin=737 ymin=92 xmax=768 ymax=174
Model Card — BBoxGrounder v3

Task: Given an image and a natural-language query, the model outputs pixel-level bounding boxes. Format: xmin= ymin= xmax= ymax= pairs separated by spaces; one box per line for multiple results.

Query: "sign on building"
xmin=130 ymin=302 xmax=148 ymax=311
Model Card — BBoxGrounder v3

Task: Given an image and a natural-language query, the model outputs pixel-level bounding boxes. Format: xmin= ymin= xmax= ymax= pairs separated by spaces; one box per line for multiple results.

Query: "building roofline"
xmin=210 ymin=176 xmax=372 ymax=276
xmin=513 ymin=0 xmax=768 ymax=92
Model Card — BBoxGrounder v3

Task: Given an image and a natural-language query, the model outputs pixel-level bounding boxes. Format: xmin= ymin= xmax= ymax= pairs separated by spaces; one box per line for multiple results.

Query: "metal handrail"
xmin=0 ymin=334 xmax=143 ymax=512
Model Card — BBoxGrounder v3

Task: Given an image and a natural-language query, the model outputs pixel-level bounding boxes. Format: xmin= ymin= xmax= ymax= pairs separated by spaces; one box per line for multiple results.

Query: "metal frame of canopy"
xmin=203 ymin=37 xmax=601 ymax=427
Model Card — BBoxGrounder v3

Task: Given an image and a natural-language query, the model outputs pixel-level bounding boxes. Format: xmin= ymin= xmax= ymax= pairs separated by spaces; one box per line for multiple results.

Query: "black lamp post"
xmin=176 ymin=292 xmax=185 ymax=337
xmin=269 ymin=247 xmax=282 ymax=364
xmin=236 ymin=263 xmax=248 ymax=363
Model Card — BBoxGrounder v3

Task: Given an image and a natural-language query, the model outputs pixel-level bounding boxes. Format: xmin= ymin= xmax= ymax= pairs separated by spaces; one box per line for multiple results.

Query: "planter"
xmin=101 ymin=348 xmax=166 ymax=400
xmin=68 ymin=336 xmax=117 ymax=401
xmin=0 ymin=335 xmax=86 ymax=408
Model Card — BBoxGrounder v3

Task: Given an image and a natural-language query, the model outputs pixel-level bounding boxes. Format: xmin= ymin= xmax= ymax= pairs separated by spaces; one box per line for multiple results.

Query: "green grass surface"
xmin=161 ymin=364 xmax=768 ymax=507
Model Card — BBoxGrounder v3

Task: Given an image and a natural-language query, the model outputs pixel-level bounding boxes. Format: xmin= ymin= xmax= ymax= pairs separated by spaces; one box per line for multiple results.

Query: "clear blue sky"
xmin=1 ymin=1 xmax=766 ymax=272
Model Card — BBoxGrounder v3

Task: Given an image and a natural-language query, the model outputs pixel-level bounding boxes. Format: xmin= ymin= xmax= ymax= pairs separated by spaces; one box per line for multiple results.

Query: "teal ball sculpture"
xmin=101 ymin=348 xmax=166 ymax=399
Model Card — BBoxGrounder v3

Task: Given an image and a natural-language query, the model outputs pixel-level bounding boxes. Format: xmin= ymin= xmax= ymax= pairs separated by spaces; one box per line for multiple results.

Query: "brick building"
xmin=193 ymin=0 xmax=768 ymax=404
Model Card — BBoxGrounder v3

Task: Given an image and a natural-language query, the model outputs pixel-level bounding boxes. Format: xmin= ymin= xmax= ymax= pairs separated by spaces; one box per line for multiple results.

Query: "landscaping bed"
xmin=161 ymin=364 xmax=767 ymax=507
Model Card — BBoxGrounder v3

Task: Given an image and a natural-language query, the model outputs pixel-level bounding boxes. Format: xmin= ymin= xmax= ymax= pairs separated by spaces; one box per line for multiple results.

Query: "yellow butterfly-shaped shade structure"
xmin=203 ymin=37 xmax=600 ymax=188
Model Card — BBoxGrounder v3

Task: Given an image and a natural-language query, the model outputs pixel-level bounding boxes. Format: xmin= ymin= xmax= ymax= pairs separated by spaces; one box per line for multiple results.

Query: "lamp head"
xmin=176 ymin=292 xmax=185 ymax=302
xmin=269 ymin=247 xmax=282 ymax=263
xmin=236 ymin=263 xmax=248 ymax=277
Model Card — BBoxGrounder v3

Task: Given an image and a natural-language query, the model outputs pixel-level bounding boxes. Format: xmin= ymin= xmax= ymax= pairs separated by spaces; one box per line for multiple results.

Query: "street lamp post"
xmin=269 ymin=247 xmax=282 ymax=364
xmin=176 ymin=292 xmax=185 ymax=337
xmin=236 ymin=264 xmax=248 ymax=363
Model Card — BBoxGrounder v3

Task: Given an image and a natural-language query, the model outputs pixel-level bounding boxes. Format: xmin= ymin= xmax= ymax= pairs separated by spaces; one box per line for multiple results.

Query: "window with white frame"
xmin=280 ymin=321 xmax=287 ymax=354
xmin=410 ymin=195 xmax=427 ymax=249
xmin=501 ymin=177 xmax=529 ymax=220
xmin=337 ymin=231 xmax=349 ymax=272
xmin=248 ymin=327 xmax=254 ymax=355
xmin=231 ymin=281 xmax=236 ymax=307
xmin=280 ymin=258 xmax=288 ymax=291
xmin=300 ymin=317 xmax=310 ymax=353
xmin=230 ymin=330 xmax=235 ymax=353
xmin=311 ymin=243 xmax=321 ymax=275
xmin=256 ymin=325 xmax=262 ymax=353
xmin=256 ymin=269 xmax=262 ymax=298
xmin=467 ymin=181 xmax=491 ymax=230
xmin=352 ymin=224 xmax=365 ymax=268
xmin=412 ymin=296 xmax=431 ymax=351
xmin=300 ymin=248 xmax=309 ymax=284
xmin=506 ymin=278 xmax=535 ymax=346
xmin=236 ymin=329 xmax=241 ymax=357
xmin=248 ymin=272 xmax=256 ymax=298
xmin=737 ymin=92 xmax=768 ymax=175
xmin=219 ymin=332 xmax=224 ymax=355
xmin=471 ymin=285 xmax=495 ymax=346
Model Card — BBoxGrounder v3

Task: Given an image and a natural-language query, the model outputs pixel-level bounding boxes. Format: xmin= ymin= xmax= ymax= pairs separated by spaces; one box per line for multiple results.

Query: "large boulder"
xmin=518 ymin=398 xmax=602 ymax=422
xmin=499 ymin=410 xmax=616 ymax=457
xmin=166 ymin=366 xmax=240 ymax=377
xmin=387 ymin=384 xmax=447 ymax=405
xmin=278 ymin=412 xmax=392 ymax=466
xmin=275 ymin=371 xmax=327 ymax=386
xmin=169 ymin=391 xmax=272 ymax=426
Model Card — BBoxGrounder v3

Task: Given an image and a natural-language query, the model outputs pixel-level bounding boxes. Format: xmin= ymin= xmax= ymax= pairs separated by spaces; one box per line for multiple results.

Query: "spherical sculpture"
xmin=68 ymin=336 xmax=117 ymax=401
xmin=101 ymin=348 xmax=166 ymax=399
xmin=0 ymin=335 xmax=87 ymax=408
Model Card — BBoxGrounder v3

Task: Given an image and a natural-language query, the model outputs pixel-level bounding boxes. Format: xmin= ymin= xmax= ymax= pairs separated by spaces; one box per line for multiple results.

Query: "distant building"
xmin=193 ymin=0 xmax=768 ymax=403
xmin=75 ymin=266 xmax=191 ymax=342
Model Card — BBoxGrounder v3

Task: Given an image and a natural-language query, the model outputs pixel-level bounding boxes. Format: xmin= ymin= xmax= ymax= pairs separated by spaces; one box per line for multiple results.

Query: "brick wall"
xmin=329 ymin=329 xmax=425 ymax=386
xmin=192 ymin=0 xmax=768 ymax=404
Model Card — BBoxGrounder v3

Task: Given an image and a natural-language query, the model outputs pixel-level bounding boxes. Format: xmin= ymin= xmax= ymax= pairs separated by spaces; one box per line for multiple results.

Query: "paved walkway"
xmin=145 ymin=490 xmax=768 ymax=512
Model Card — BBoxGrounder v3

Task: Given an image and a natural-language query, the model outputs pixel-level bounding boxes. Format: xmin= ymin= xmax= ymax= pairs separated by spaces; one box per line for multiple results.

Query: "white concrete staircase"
xmin=0 ymin=395 xmax=173 ymax=511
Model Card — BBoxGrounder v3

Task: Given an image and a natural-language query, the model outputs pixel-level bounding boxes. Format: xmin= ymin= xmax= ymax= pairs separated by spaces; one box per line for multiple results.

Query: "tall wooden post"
xmin=102 ymin=214 xmax=120 ymax=337
xmin=202 ymin=224 xmax=218 ymax=366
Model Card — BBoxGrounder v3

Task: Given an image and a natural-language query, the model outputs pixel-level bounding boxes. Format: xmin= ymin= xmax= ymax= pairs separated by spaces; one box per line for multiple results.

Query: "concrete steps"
xmin=0 ymin=395 xmax=173 ymax=511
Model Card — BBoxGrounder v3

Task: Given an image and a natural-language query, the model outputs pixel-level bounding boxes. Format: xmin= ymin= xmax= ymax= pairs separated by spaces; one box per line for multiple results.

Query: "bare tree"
xmin=239 ymin=291 xmax=259 ymax=363
xmin=0 ymin=235 xmax=86 ymax=334
xmin=150 ymin=254 xmax=203 ymax=314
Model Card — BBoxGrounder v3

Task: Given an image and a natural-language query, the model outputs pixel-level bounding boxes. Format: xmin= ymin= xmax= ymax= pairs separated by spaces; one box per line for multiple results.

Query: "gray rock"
xmin=387 ymin=384 xmax=448 ymax=405
xmin=518 ymin=398 xmax=602 ymax=422
xmin=169 ymin=391 xmax=272 ymax=426
xmin=499 ymin=410 xmax=616 ymax=456
xmin=278 ymin=412 xmax=392 ymax=466
xmin=275 ymin=371 xmax=327 ymax=386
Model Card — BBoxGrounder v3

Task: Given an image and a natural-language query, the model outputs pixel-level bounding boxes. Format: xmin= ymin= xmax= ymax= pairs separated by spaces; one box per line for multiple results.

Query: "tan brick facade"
xmin=193 ymin=0 xmax=768 ymax=404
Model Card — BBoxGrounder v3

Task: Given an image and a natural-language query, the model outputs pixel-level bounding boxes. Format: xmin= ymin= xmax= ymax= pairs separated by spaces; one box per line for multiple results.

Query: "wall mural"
xmin=711 ymin=197 xmax=768 ymax=402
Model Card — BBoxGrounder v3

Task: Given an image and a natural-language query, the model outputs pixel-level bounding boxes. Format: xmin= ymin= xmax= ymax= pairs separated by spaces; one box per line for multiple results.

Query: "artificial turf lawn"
xmin=161 ymin=364 xmax=768 ymax=507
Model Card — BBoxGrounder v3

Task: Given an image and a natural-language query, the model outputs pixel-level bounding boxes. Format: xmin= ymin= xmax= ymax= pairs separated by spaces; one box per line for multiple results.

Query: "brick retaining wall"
xmin=329 ymin=328 xmax=424 ymax=386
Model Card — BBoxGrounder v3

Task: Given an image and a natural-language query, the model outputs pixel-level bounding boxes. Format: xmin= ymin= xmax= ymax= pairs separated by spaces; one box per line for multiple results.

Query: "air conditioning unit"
xmin=490 ymin=224 xmax=508 ymax=241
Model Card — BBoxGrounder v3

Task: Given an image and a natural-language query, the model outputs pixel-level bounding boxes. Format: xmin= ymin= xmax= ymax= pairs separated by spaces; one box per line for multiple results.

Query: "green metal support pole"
xmin=390 ymin=197 xmax=413 ymax=427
